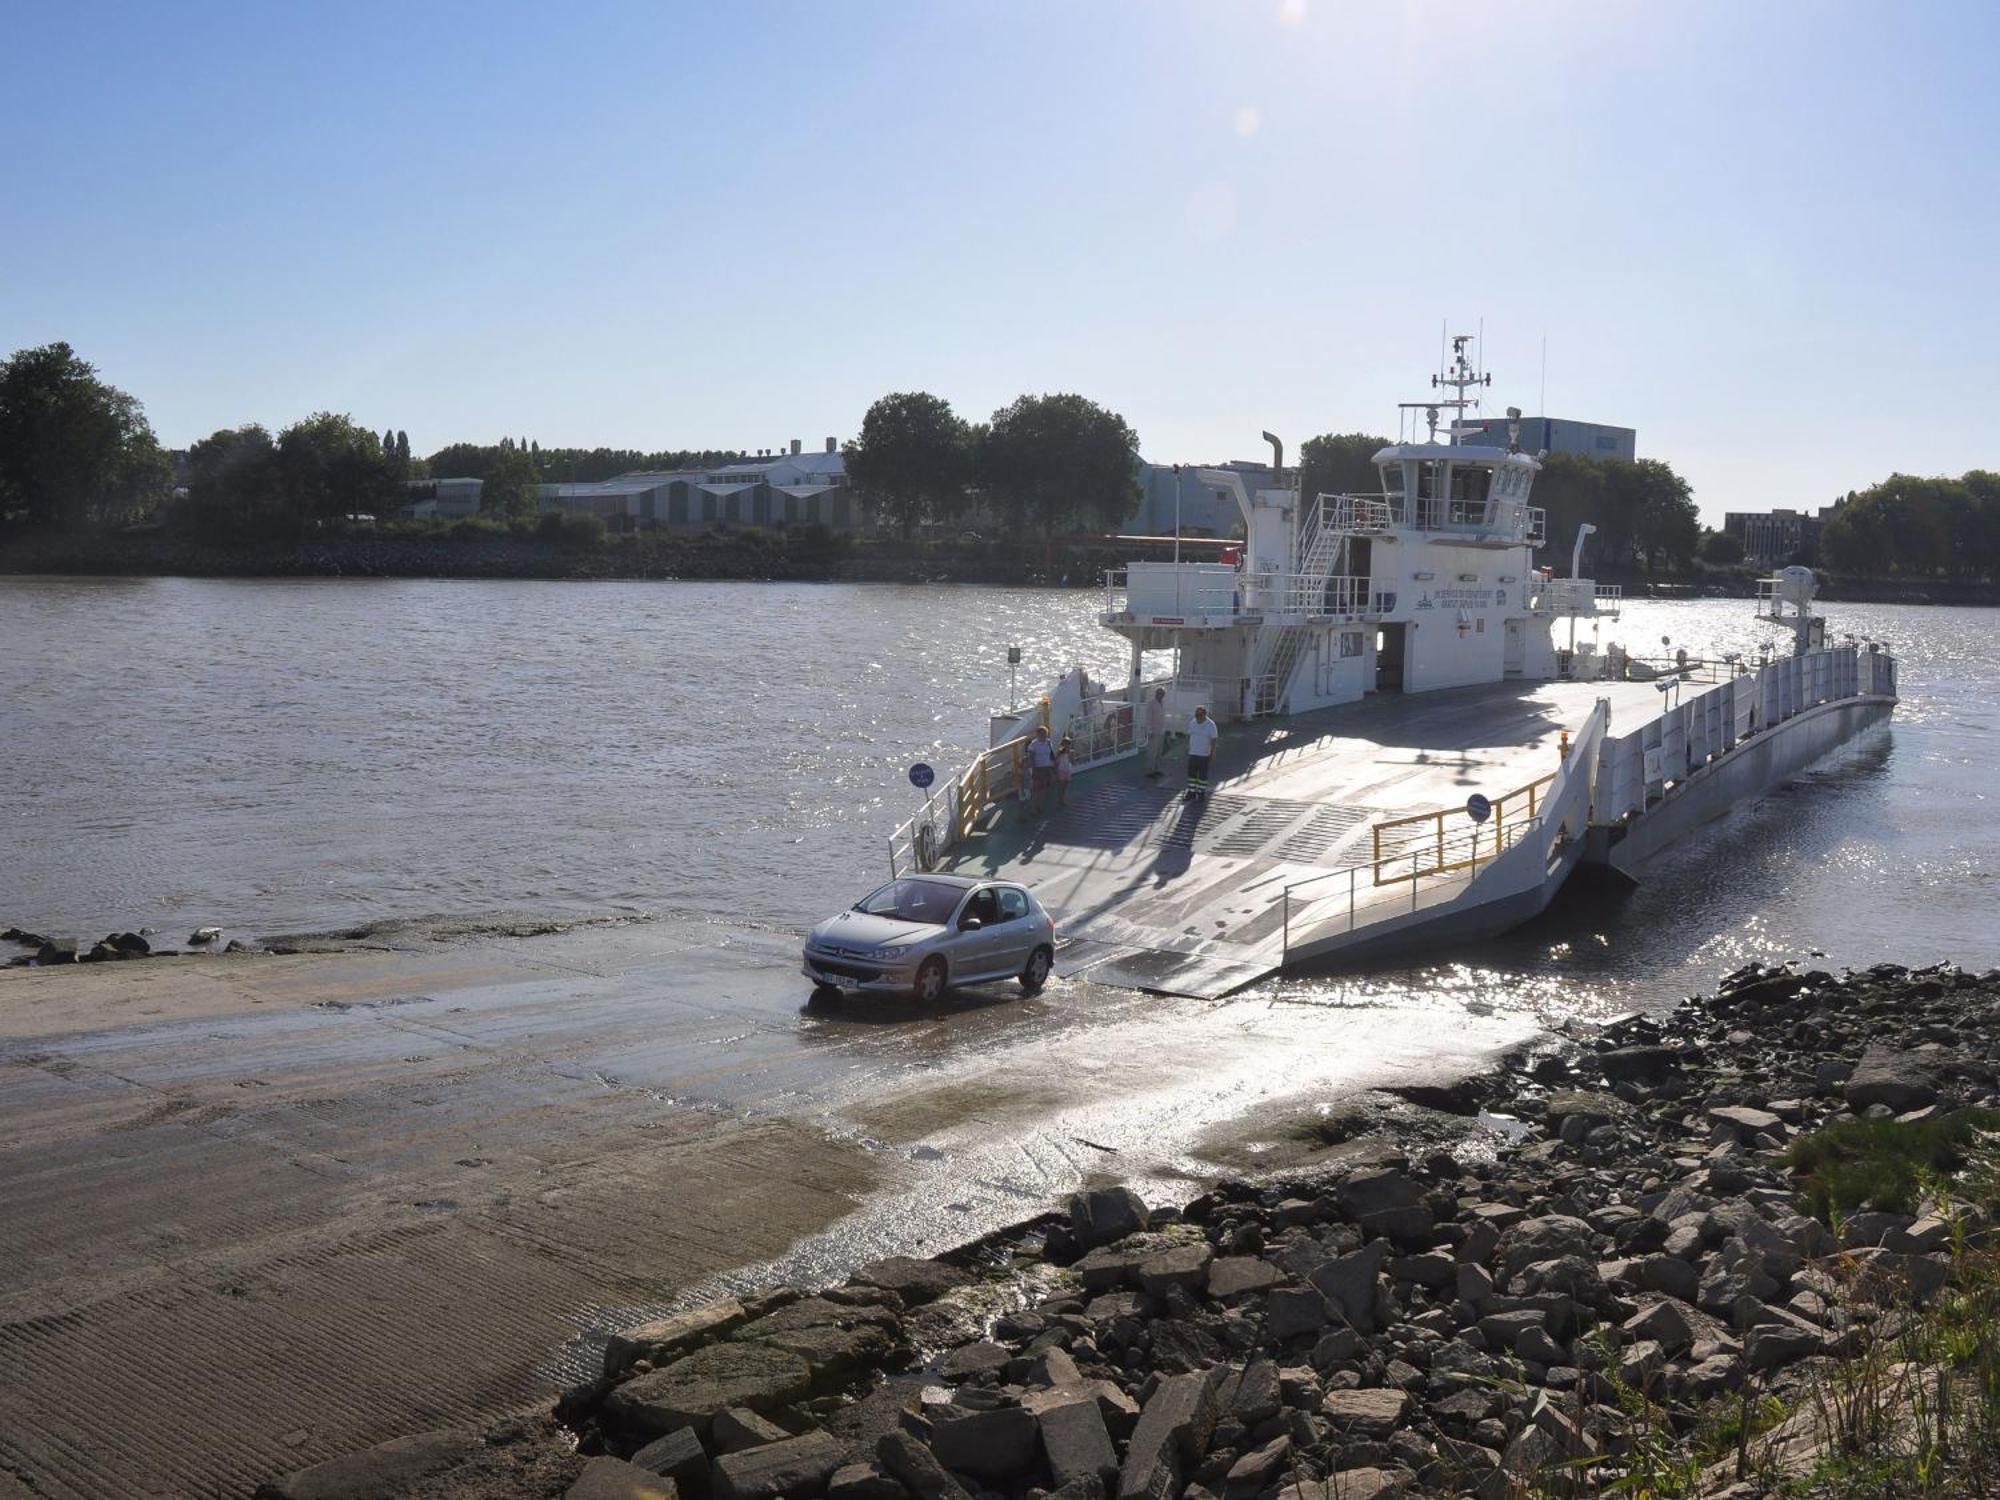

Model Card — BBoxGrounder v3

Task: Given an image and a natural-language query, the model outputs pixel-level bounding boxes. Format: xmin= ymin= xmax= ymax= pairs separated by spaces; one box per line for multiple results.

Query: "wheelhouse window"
xmin=1448 ymin=464 xmax=1491 ymax=527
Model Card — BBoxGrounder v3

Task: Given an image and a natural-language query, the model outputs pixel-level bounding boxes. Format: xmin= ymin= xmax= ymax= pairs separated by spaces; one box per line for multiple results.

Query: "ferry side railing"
xmin=1592 ymin=643 xmax=1895 ymax=825
xmin=886 ymin=705 xmax=1143 ymax=876
xmin=1367 ymin=771 xmax=1557 ymax=885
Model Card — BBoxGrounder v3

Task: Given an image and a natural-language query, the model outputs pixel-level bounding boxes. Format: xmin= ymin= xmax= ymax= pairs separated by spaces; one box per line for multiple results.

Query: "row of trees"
xmin=0 ymin=344 xmax=171 ymax=528
xmin=426 ymin=441 xmax=738 ymax=485
xmin=1820 ymin=471 xmax=2000 ymax=581
xmin=845 ymin=391 xmax=1140 ymax=536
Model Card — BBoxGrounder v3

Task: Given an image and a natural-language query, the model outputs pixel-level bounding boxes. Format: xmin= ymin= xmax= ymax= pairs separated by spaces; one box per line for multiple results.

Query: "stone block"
xmin=568 ymin=1457 xmax=680 ymax=1500
xmin=1039 ymin=1395 xmax=1118 ymax=1487
xmin=712 ymin=1432 xmax=846 ymax=1500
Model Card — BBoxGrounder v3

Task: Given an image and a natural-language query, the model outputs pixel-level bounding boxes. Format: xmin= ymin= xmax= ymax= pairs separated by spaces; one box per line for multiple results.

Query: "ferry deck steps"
xmin=946 ymin=679 xmax=1661 ymax=998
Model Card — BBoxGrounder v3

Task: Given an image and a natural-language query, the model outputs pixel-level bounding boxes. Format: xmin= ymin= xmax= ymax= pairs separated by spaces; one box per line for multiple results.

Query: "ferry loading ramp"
xmin=944 ymin=678 xmax=1658 ymax=999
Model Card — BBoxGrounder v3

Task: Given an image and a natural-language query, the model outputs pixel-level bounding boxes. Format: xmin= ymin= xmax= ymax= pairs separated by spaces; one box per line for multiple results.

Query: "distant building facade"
xmin=1128 ymin=460 xmax=1270 ymax=537
xmin=403 ymin=477 xmax=484 ymax=518
xmin=1724 ymin=507 xmax=1830 ymax=567
xmin=1457 ymin=416 xmax=1637 ymax=462
xmin=537 ymin=438 xmax=862 ymax=532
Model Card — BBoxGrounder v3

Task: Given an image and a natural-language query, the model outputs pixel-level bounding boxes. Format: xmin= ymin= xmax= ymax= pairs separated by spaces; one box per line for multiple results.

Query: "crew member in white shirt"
xmin=1184 ymin=705 xmax=1218 ymax=800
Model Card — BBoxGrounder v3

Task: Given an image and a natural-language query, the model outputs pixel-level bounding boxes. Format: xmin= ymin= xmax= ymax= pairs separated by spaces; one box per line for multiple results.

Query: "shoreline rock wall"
xmin=258 ymin=964 xmax=2000 ymax=1500
xmin=263 ymin=960 xmax=2000 ymax=1499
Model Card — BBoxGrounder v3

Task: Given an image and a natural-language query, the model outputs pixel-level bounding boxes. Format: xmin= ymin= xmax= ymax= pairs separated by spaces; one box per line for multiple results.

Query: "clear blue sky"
xmin=4 ymin=1 xmax=1996 ymax=522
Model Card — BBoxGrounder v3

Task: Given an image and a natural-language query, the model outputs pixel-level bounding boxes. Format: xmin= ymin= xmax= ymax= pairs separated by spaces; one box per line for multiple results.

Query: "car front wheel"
xmin=914 ymin=956 xmax=948 ymax=1004
xmin=1019 ymin=946 xmax=1053 ymax=994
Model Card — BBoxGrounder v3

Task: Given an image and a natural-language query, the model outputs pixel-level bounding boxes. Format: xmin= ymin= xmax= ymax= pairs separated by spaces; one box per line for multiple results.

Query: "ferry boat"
xmin=890 ymin=338 xmax=1899 ymax=997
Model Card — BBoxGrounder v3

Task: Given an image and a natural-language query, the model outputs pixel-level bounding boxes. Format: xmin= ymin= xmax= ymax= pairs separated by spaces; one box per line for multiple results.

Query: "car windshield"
xmin=853 ymin=878 xmax=963 ymax=926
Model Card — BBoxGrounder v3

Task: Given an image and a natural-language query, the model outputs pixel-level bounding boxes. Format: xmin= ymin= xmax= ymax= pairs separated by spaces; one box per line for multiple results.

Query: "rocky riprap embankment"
xmin=261 ymin=960 xmax=2000 ymax=1500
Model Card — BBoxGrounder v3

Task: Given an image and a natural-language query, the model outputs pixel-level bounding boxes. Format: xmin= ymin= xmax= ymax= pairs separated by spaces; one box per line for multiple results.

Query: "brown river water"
xmin=3 ymin=576 xmax=1994 ymax=1016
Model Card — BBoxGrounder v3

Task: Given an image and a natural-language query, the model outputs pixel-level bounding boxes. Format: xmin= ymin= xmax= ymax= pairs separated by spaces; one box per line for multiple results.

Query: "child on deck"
xmin=1054 ymin=735 xmax=1075 ymax=807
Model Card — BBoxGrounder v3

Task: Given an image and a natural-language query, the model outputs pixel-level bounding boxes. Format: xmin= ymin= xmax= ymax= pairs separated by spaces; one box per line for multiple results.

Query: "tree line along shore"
xmin=3 ymin=340 xmax=1997 ymax=589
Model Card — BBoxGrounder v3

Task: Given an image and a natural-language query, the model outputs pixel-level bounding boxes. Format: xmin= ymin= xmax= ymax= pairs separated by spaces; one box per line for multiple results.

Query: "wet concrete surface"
xmin=0 ymin=918 xmax=1541 ymax=1499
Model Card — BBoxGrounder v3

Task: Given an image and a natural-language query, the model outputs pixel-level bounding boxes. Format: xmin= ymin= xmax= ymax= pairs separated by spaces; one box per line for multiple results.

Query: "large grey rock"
xmin=732 ymin=1298 xmax=900 ymax=1383
xmin=1495 ymin=1216 xmax=1595 ymax=1278
xmin=1039 ymin=1394 xmax=1118 ymax=1487
xmin=1745 ymin=1319 xmax=1822 ymax=1371
xmin=567 ymin=1457 xmax=680 ymax=1499
xmin=1708 ymin=1104 xmax=1785 ymax=1140
xmin=713 ymin=1431 xmax=846 ymax=1500
xmin=1635 ymin=1253 xmax=1700 ymax=1302
xmin=1069 ymin=1185 xmax=1151 ymax=1250
xmin=714 ymin=1407 xmax=790 ymax=1453
xmin=875 ymin=1431 xmax=971 ymax=1500
xmin=1267 ymin=1283 xmax=1331 ymax=1340
xmin=828 ymin=1464 xmax=906 ymax=1500
xmin=1319 ymin=1388 xmax=1409 ymax=1438
xmin=1208 ymin=1255 xmax=1283 ymax=1299
xmin=1227 ymin=1359 xmax=1282 ymax=1424
xmin=1117 ymin=1369 xmax=1221 ymax=1500
xmin=605 ymin=1299 xmax=750 ymax=1380
xmin=630 ymin=1428 xmax=708 ymax=1492
xmin=852 ymin=1255 xmax=972 ymax=1305
xmin=1710 ymin=1201 xmax=1803 ymax=1280
xmin=1138 ymin=1243 xmax=1214 ymax=1296
xmin=1337 ymin=1168 xmax=1425 ymax=1221
xmin=1621 ymin=1299 xmax=1692 ymax=1354
xmin=255 ymin=1428 xmax=475 ymax=1500
xmin=929 ymin=1404 xmax=1038 ymax=1482
xmin=1226 ymin=1435 xmax=1294 ymax=1489
xmin=604 ymin=1342 xmax=814 ymax=1441
xmin=1308 ymin=1240 xmax=1392 ymax=1333
xmin=1844 ymin=1044 xmax=1942 ymax=1112
xmin=1598 ymin=1045 xmax=1682 ymax=1084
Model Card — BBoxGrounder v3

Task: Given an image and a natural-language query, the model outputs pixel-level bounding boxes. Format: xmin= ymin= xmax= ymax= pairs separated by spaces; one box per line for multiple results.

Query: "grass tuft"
xmin=1784 ymin=1109 xmax=2000 ymax=1222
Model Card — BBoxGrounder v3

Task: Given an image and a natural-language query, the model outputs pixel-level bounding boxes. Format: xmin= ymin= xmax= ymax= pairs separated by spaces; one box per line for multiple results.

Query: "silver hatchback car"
xmin=802 ymin=874 xmax=1057 ymax=1003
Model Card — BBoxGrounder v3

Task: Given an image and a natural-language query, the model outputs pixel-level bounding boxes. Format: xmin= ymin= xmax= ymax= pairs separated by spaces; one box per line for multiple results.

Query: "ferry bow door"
xmin=1375 ymin=624 xmax=1407 ymax=692
xmin=1503 ymin=619 xmax=1526 ymax=678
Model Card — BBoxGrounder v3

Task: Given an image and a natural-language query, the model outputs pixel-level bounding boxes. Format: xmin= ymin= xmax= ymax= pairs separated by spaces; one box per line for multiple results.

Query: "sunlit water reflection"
xmin=3 ymin=579 xmax=1991 ymax=1026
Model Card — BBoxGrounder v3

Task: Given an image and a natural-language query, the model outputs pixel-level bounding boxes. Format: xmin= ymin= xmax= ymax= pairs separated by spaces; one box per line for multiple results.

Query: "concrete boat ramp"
xmin=945 ymin=679 xmax=1661 ymax=999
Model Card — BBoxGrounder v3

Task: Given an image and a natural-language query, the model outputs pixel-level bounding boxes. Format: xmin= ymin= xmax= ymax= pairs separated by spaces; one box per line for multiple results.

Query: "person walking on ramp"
xmin=1142 ymin=687 xmax=1167 ymax=779
xmin=1184 ymin=704 xmax=1218 ymax=802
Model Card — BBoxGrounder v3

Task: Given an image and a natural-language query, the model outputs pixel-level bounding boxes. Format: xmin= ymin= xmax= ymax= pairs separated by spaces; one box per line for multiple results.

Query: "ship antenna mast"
xmin=1398 ymin=328 xmax=1496 ymax=442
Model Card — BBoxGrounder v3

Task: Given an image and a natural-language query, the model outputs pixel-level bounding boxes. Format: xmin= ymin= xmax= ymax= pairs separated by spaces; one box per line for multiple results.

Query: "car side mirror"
xmin=960 ymin=917 xmax=983 ymax=931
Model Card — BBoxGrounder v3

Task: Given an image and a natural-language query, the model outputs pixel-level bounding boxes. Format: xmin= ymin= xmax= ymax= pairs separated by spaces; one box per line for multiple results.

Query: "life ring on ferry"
xmin=914 ymin=821 xmax=938 ymax=872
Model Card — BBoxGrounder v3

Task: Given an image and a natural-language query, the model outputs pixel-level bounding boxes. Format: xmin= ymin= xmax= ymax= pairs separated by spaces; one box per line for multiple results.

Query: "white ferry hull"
xmin=1588 ymin=693 xmax=1895 ymax=877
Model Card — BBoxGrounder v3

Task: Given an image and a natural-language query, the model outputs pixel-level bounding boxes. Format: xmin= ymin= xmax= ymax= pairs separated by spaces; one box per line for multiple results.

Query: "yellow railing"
xmin=955 ymin=735 xmax=1030 ymax=842
xmin=1368 ymin=770 xmax=1557 ymax=885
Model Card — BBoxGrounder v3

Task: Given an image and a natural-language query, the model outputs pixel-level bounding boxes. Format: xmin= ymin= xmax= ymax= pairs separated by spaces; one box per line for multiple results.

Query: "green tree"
xmin=482 ymin=439 xmax=542 ymax=519
xmin=1529 ymin=452 xmax=1606 ymax=571
xmin=1699 ymin=527 xmax=1745 ymax=566
xmin=844 ymin=391 xmax=972 ymax=534
xmin=980 ymin=392 xmax=1141 ymax=537
xmin=276 ymin=412 xmax=396 ymax=522
xmin=1298 ymin=432 xmax=1390 ymax=500
xmin=181 ymin=424 xmax=282 ymax=533
xmin=0 ymin=342 xmax=170 ymax=528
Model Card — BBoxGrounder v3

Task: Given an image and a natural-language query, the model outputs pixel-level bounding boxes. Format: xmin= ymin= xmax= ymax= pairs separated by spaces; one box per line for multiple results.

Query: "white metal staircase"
xmin=1251 ymin=624 xmax=1311 ymax=714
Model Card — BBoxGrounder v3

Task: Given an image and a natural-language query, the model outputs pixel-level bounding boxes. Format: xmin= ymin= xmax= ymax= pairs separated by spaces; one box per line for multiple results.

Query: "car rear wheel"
xmin=914 ymin=956 xmax=948 ymax=1004
xmin=1019 ymin=945 xmax=1053 ymax=994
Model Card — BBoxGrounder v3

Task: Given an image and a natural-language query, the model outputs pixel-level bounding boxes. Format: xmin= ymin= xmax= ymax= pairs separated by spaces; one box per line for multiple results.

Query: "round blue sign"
xmin=908 ymin=762 xmax=936 ymax=789
xmin=1466 ymin=793 xmax=1492 ymax=824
